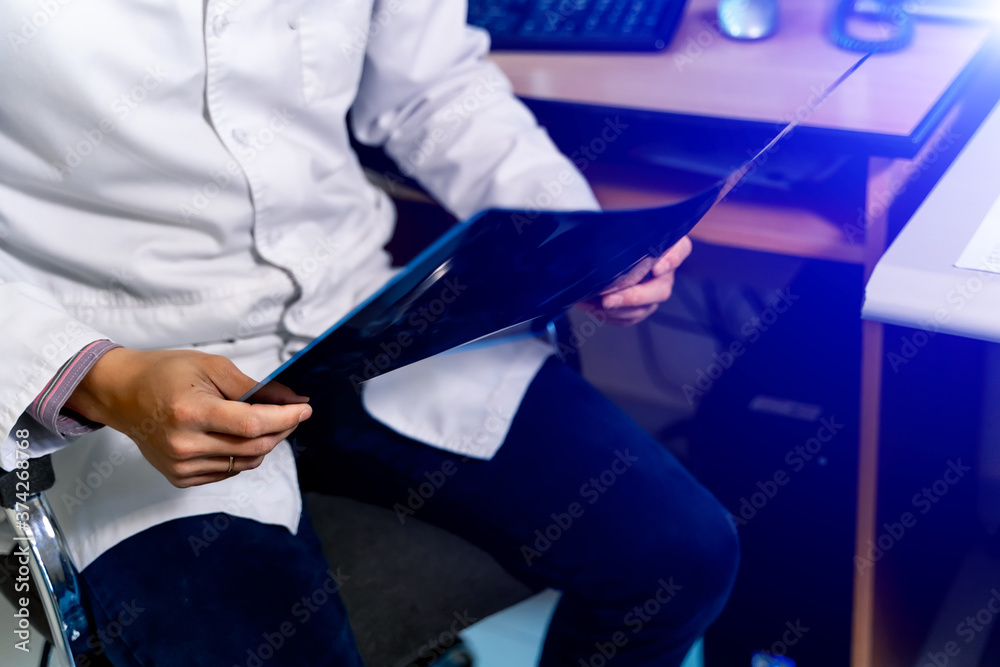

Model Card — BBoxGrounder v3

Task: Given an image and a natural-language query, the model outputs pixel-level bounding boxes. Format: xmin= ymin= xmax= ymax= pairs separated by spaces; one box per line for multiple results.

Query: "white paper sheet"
xmin=955 ymin=192 xmax=1000 ymax=274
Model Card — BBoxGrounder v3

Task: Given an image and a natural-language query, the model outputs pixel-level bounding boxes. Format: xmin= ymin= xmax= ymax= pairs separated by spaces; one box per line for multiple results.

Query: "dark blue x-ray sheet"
xmin=243 ymin=183 xmax=722 ymax=401
xmin=239 ymin=50 xmax=875 ymax=402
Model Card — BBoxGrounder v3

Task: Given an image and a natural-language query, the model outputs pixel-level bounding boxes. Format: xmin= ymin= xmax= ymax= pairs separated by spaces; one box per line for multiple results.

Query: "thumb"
xmin=250 ymin=380 xmax=310 ymax=406
xmin=599 ymin=256 xmax=655 ymax=295
xmin=204 ymin=355 xmax=259 ymax=400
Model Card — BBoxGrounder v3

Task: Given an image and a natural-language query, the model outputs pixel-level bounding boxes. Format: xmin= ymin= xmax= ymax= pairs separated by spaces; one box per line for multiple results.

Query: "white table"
xmin=863 ymin=98 xmax=1000 ymax=342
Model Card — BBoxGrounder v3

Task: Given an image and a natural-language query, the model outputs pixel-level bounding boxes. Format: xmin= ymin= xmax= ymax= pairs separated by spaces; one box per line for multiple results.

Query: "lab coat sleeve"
xmin=349 ymin=0 xmax=601 ymax=218
xmin=0 ymin=282 xmax=109 ymax=470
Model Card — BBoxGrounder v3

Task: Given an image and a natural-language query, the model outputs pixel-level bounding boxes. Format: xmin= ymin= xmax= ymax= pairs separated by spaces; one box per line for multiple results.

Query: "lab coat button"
xmin=212 ymin=14 xmax=229 ymax=36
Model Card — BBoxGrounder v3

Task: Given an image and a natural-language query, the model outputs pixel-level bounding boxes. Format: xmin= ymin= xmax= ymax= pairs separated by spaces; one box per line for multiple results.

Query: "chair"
xmin=0 ymin=455 xmax=486 ymax=667
xmin=0 ymin=454 xmax=89 ymax=667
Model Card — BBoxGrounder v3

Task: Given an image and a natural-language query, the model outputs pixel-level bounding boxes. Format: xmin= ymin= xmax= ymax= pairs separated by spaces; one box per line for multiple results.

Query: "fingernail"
xmin=299 ymin=407 xmax=312 ymax=422
xmin=603 ymin=295 xmax=623 ymax=309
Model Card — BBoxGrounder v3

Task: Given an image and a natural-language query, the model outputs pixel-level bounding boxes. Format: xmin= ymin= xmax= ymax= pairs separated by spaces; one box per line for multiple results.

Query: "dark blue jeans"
xmin=79 ymin=358 xmax=738 ymax=666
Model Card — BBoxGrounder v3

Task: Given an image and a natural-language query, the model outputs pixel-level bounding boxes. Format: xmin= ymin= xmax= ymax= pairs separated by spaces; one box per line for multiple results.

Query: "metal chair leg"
xmin=2 ymin=455 xmax=89 ymax=667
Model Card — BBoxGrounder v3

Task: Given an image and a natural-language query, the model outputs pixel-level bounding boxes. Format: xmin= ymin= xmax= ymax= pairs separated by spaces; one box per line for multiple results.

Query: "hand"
xmin=578 ymin=236 xmax=693 ymax=326
xmin=66 ymin=348 xmax=311 ymax=488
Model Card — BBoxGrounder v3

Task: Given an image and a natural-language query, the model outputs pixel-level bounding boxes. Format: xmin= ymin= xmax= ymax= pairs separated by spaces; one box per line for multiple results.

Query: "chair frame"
xmin=2 ymin=455 xmax=89 ymax=667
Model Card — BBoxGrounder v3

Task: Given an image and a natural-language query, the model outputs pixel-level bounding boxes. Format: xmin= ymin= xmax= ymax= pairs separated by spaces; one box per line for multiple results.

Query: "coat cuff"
xmin=27 ymin=340 xmax=121 ymax=439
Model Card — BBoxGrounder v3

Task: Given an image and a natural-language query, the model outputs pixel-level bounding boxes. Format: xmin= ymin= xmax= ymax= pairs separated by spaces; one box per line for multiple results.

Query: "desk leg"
xmin=852 ymin=317 xmax=885 ymax=667
xmin=851 ymin=156 xmax=895 ymax=667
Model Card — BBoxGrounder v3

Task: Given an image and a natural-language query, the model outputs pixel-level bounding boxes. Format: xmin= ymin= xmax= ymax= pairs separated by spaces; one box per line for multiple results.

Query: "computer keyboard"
xmin=467 ymin=0 xmax=689 ymax=52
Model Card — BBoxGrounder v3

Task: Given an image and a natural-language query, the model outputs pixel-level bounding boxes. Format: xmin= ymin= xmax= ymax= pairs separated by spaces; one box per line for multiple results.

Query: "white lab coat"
xmin=0 ymin=0 xmax=599 ymax=568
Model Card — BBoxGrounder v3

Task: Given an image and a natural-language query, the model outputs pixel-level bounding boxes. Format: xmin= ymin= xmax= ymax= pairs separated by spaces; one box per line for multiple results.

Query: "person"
xmin=0 ymin=0 xmax=738 ymax=664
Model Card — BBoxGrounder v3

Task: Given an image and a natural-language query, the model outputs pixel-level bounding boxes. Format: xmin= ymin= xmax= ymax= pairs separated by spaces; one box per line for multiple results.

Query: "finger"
xmin=171 ymin=472 xmax=232 ymax=489
xmin=232 ymin=455 xmax=266 ymax=473
xmin=213 ymin=424 xmax=300 ymax=457
xmin=602 ymin=274 xmax=675 ymax=309
xmin=190 ymin=424 xmax=300 ymax=460
xmin=203 ymin=401 xmax=312 ymax=440
xmin=604 ymin=305 xmax=658 ymax=327
xmin=198 ymin=454 xmax=267 ymax=476
xmin=600 ymin=304 xmax=659 ymax=319
xmin=653 ymin=236 xmax=693 ymax=277
xmin=173 ymin=453 xmax=268 ymax=477
xmin=599 ymin=256 xmax=656 ymax=295
xmin=577 ymin=298 xmax=648 ymax=318
xmin=249 ymin=380 xmax=310 ymax=406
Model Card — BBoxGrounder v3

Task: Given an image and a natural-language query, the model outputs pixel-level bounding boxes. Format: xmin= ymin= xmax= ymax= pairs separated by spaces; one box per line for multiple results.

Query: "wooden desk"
xmin=492 ymin=2 xmax=999 ymax=665
xmin=493 ymin=0 xmax=997 ymax=266
xmin=493 ymin=0 xmax=991 ymax=155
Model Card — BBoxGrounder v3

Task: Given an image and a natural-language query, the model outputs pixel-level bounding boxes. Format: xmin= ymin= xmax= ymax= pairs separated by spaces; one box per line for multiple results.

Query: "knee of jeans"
xmin=616 ymin=488 xmax=740 ymax=620
xmin=680 ymin=498 xmax=740 ymax=621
